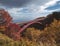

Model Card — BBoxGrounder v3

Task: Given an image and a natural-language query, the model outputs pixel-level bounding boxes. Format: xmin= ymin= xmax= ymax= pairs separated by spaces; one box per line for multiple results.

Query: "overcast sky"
xmin=0 ymin=0 xmax=60 ymax=22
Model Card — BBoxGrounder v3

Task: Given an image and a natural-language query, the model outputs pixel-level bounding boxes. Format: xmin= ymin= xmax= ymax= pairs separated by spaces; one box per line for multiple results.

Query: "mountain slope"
xmin=0 ymin=11 xmax=60 ymax=46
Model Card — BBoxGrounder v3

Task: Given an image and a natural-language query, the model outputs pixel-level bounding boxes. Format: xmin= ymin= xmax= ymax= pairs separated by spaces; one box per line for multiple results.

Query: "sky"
xmin=0 ymin=0 xmax=60 ymax=22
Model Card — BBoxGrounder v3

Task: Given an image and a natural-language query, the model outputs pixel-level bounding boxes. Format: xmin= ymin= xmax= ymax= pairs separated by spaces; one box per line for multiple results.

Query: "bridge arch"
xmin=17 ymin=20 xmax=45 ymax=34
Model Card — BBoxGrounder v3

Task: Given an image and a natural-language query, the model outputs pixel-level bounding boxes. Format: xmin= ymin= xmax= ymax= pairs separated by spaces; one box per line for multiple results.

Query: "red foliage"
xmin=0 ymin=9 xmax=21 ymax=40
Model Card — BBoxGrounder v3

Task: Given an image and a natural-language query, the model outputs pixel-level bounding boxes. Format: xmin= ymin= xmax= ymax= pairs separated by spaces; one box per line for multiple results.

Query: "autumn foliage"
xmin=0 ymin=11 xmax=60 ymax=46
xmin=0 ymin=19 xmax=60 ymax=46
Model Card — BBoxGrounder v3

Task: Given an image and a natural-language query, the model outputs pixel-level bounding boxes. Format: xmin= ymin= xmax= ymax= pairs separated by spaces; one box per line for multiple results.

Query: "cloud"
xmin=45 ymin=1 xmax=60 ymax=10
xmin=6 ymin=0 xmax=59 ymax=22
xmin=7 ymin=8 xmax=36 ymax=22
xmin=0 ymin=0 xmax=60 ymax=22
xmin=0 ymin=0 xmax=53 ymax=8
xmin=0 ymin=0 xmax=31 ymax=8
xmin=35 ymin=0 xmax=58 ymax=13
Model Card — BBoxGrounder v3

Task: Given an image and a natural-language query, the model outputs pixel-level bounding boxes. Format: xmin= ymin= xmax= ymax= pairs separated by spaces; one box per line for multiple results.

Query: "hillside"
xmin=0 ymin=12 xmax=60 ymax=46
xmin=0 ymin=19 xmax=60 ymax=46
